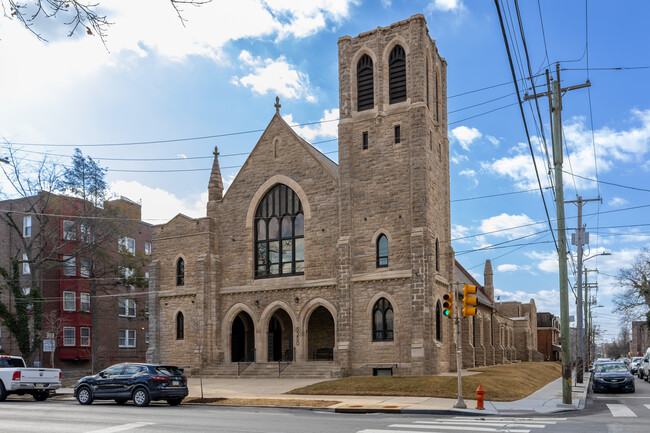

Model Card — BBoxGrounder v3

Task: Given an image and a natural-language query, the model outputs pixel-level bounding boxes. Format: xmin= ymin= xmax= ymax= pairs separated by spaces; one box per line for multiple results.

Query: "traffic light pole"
xmin=453 ymin=282 xmax=466 ymax=409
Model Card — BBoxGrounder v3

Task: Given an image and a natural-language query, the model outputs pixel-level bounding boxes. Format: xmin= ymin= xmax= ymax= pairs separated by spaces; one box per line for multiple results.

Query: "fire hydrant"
xmin=476 ymin=385 xmax=485 ymax=410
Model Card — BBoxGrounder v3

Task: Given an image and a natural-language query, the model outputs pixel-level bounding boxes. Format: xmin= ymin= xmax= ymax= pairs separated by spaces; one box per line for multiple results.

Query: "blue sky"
xmin=1 ymin=0 xmax=649 ymax=345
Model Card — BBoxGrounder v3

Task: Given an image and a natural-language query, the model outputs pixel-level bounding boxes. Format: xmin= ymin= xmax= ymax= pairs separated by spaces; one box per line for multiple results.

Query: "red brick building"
xmin=0 ymin=193 xmax=151 ymax=369
xmin=537 ymin=312 xmax=561 ymax=361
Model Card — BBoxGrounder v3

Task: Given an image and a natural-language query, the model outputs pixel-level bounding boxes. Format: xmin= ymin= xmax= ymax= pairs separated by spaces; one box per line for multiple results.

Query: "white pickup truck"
xmin=0 ymin=355 xmax=61 ymax=401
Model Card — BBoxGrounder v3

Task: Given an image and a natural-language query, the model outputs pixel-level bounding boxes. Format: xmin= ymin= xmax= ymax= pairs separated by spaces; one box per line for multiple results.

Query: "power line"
xmin=562 ymin=171 xmax=650 ymax=192
xmin=451 ymin=187 xmax=549 ymax=203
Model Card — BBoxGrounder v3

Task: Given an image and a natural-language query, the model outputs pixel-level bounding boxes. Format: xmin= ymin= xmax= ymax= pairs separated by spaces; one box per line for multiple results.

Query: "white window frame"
xmin=80 ymin=293 xmax=91 ymax=312
xmin=145 ymin=242 xmax=152 ymax=255
xmin=63 ymin=220 xmax=76 ymax=240
xmin=22 ymin=253 xmax=30 ymax=275
xmin=80 ymin=223 xmax=91 ymax=243
xmin=119 ymin=237 xmax=135 ymax=255
xmin=118 ymin=329 xmax=136 ymax=348
xmin=63 ymin=255 xmax=76 ymax=277
xmin=118 ymin=298 xmax=136 ymax=317
xmin=63 ymin=291 xmax=76 ymax=311
xmin=145 ymin=330 xmax=149 ymax=344
xmin=23 ymin=216 xmax=32 ymax=237
xmin=80 ymin=257 xmax=91 ymax=278
xmin=80 ymin=327 xmax=90 ymax=346
xmin=63 ymin=327 xmax=75 ymax=346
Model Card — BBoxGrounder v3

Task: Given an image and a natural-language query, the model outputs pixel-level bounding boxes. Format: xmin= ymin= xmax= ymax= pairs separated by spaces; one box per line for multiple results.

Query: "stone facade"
xmin=147 ymin=15 xmax=536 ymax=376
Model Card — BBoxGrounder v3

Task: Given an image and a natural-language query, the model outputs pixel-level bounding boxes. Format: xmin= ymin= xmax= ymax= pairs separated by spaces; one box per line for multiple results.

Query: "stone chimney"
xmin=484 ymin=259 xmax=494 ymax=302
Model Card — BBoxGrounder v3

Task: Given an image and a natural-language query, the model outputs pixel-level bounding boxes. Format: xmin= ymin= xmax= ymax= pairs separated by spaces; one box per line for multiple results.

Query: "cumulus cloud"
xmin=459 ymin=169 xmax=476 ymax=177
xmin=525 ymin=250 xmax=558 ymax=273
xmin=451 ymin=224 xmax=472 ymax=243
xmin=429 ymin=0 xmax=464 ymax=12
xmin=479 ymin=213 xmax=542 ymax=240
xmin=608 ymin=197 xmax=628 ymax=207
xmin=283 ymin=108 xmax=339 ymax=142
xmin=451 ymin=126 xmax=482 ymax=151
xmin=497 ymin=264 xmax=518 ymax=272
xmin=232 ymin=51 xmax=315 ymax=101
xmin=487 ymin=135 xmax=500 ymax=146
xmin=495 ymin=288 xmax=560 ymax=313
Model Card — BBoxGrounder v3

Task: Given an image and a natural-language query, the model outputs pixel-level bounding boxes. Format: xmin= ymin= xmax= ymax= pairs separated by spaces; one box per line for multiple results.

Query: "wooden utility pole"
xmin=524 ymin=63 xmax=590 ymax=405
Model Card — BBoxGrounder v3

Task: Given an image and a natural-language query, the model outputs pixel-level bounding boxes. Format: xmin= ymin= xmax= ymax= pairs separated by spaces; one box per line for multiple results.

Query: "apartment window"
xmin=23 ymin=216 xmax=32 ymax=237
xmin=118 ymin=299 xmax=136 ymax=317
xmin=23 ymin=288 xmax=33 ymax=312
xmin=63 ymin=255 xmax=76 ymax=277
xmin=63 ymin=291 xmax=76 ymax=311
xmin=80 ymin=293 xmax=91 ymax=312
xmin=80 ymin=327 xmax=90 ymax=346
xmin=394 ymin=125 xmax=401 ymax=144
xmin=22 ymin=253 xmax=30 ymax=275
xmin=79 ymin=257 xmax=91 ymax=278
xmin=362 ymin=131 xmax=368 ymax=150
xmin=119 ymin=237 xmax=135 ymax=255
xmin=63 ymin=327 xmax=75 ymax=346
xmin=80 ymin=224 xmax=91 ymax=243
xmin=63 ymin=220 xmax=76 ymax=240
xmin=119 ymin=267 xmax=134 ymax=284
xmin=22 ymin=287 xmax=31 ymax=296
xmin=145 ymin=242 xmax=152 ymax=255
xmin=145 ymin=331 xmax=150 ymax=344
xmin=145 ymin=301 xmax=150 ymax=316
xmin=118 ymin=330 xmax=136 ymax=348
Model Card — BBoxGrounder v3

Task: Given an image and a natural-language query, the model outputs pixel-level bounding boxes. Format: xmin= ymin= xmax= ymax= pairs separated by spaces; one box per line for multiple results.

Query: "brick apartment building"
xmin=537 ymin=312 xmax=560 ymax=361
xmin=0 ymin=192 xmax=151 ymax=369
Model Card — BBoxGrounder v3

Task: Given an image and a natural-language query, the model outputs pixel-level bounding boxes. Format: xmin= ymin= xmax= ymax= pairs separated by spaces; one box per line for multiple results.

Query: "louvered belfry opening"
xmin=357 ymin=54 xmax=374 ymax=111
xmin=389 ymin=45 xmax=406 ymax=104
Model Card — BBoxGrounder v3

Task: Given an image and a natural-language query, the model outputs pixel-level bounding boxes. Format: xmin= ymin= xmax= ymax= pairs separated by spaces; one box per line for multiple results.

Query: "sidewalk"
xmin=56 ymin=372 xmax=590 ymax=415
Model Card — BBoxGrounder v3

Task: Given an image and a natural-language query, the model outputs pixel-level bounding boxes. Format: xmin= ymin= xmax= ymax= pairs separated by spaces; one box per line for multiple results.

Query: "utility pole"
xmin=567 ymin=196 xmax=601 ymax=383
xmin=524 ymin=63 xmax=590 ymax=405
xmin=453 ymin=282 xmax=466 ymax=409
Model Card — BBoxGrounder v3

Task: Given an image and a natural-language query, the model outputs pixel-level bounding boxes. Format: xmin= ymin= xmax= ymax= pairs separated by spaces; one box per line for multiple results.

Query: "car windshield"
xmin=596 ymin=364 xmax=628 ymax=373
xmin=0 ymin=357 xmax=25 ymax=368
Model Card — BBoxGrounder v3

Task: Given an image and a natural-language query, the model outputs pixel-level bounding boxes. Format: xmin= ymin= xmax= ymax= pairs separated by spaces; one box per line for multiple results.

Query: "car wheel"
xmin=76 ymin=386 xmax=94 ymax=405
xmin=167 ymin=398 xmax=183 ymax=406
xmin=0 ymin=382 xmax=7 ymax=402
xmin=132 ymin=388 xmax=150 ymax=407
xmin=115 ymin=399 xmax=128 ymax=405
xmin=33 ymin=391 xmax=49 ymax=401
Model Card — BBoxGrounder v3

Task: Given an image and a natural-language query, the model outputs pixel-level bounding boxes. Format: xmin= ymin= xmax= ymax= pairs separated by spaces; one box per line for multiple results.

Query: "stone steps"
xmin=199 ymin=361 xmax=341 ymax=379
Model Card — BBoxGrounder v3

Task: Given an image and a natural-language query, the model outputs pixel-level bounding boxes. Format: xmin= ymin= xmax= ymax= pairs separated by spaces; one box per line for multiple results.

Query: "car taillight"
xmin=12 ymin=371 xmax=21 ymax=381
xmin=59 ymin=372 xmax=62 ymax=381
xmin=182 ymin=376 xmax=187 ymax=382
xmin=151 ymin=375 xmax=169 ymax=382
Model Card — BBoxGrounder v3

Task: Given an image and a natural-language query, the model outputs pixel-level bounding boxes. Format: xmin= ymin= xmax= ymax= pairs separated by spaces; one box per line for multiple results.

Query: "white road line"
xmin=451 ymin=417 xmax=565 ymax=422
xmin=606 ymin=403 xmax=637 ymax=418
xmin=644 ymin=404 xmax=650 ymax=411
xmin=415 ymin=421 xmax=546 ymax=428
xmin=87 ymin=422 xmax=155 ymax=433
xmin=389 ymin=424 xmax=530 ymax=433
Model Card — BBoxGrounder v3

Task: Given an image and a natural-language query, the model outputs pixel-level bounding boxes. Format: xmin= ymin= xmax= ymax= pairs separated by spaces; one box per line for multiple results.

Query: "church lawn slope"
xmin=288 ymin=362 xmax=561 ymax=402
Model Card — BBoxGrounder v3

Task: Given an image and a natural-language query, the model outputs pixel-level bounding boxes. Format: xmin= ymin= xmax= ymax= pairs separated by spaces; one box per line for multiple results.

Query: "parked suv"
xmin=74 ymin=363 xmax=188 ymax=407
xmin=639 ymin=355 xmax=650 ymax=380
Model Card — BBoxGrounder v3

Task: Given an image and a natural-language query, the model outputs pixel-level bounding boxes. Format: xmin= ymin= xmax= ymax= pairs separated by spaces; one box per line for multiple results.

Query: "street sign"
xmin=43 ymin=339 xmax=55 ymax=352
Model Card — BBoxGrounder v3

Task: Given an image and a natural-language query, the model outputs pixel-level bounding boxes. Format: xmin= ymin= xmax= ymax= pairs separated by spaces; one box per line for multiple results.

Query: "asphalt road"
xmin=0 ymin=376 xmax=649 ymax=433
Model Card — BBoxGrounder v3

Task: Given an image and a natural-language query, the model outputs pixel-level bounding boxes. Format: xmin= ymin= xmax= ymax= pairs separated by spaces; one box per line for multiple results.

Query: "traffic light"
xmin=462 ymin=284 xmax=478 ymax=317
xmin=442 ymin=292 xmax=453 ymax=317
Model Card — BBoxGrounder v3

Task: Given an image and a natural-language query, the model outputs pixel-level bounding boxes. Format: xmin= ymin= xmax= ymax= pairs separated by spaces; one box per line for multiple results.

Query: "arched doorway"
xmin=231 ymin=311 xmax=255 ymax=362
xmin=307 ymin=306 xmax=335 ymax=361
xmin=267 ymin=309 xmax=293 ymax=361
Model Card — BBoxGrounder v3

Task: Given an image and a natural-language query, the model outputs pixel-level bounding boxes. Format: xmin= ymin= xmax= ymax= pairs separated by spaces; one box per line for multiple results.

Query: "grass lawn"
xmin=288 ymin=362 xmax=561 ymax=402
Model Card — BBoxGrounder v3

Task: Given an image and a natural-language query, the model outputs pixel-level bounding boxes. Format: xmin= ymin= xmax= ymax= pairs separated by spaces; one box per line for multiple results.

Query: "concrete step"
xmin=199 ymin=361 xmax=341 ymax=379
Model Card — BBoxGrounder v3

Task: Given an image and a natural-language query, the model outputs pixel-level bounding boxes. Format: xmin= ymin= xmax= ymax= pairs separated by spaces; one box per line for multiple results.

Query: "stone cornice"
xmin=351 ymin=269 xmax=411 ymax=283
xmin=220 ymin=277 xmax=337 ymax=294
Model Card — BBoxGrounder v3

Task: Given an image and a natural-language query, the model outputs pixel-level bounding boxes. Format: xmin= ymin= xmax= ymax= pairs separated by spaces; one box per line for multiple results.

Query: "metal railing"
xmin=237 ymin=348 xmax=255 ymax=377
xmin=278 ymin=347 xmax=294 ymax=377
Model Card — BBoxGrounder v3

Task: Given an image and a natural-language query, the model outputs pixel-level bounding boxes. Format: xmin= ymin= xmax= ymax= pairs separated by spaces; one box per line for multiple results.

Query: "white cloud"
xmin=283 ymin=108 xmax=339 ymax=141
xmin=479 ymin=213 xmax=542 ymax=240
xmin=381 ymin=0 xmax=392 ymax=6
xmin=110 ymin=180 xmax=207 ymax=223
xmin=497 ymin=264 xmax=518 ymax=272
xmin=451 ymin=126 xmax=482 ymax=151
xmin=487 ymin=135 xmax=500 ymax=146
xmin=223 ymin=173 xmax=237 ymax=191
xmin=232 ymin=51 xmax=314 ymax=101
xmin=429 ymin=0 xmax=464 ymax=12
xmin=451 ymin=224 xmax=471 ymax=243
xmin=459 ymin=169 xmax=476 ymax=177
xmin=495 ymin=288 xmax=560 ymax=313
xmin=608 ymin=197 xmax=628 ymax=207
xmin=177 ymin=154 xmax=188 ymax=159
xmin=525 ymin=250 xmax=558 ymax=273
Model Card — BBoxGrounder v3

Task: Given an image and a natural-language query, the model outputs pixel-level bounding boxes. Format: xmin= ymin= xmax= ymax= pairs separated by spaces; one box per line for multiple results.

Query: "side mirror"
xmin=98 ymin=371 xmax=106 ymax=378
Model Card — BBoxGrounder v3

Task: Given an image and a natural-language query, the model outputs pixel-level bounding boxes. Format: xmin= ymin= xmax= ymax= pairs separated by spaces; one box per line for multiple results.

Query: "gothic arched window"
xmin=372 ymin=298 xmax=394 ymax=341
xmin=376 ymin=234 xmax=388 ymax=268
xmin=255 ymin=184 xmax=304 ymax=278
xmin=176 ymin=258 xmax=185 ymax=286
xmin=436 ymin=301 xmax=442 ymax=342
xmin=176 ymin=312 xmax=184 ymax=340
xmin=357 ymin=54 xmax=374 ymax=111
xmin=389 ymin=45 xmax=406 ymax=104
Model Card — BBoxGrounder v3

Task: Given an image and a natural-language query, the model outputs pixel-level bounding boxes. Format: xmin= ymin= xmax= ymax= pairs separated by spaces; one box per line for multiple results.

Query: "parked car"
xmin=590 ymin=357 xmax=612 ymax=372
xmin=592 ymin=362 xmax=635 ymax=393
xmin=630 ymin=357 xmax=644 ymax=374
xmin=0 ymin=355 xmax=61 ymax=401
xmin=639 ymin=355 xmax=650 ymax=380
xmin=74 ymin=363 xmax=188 ymax=407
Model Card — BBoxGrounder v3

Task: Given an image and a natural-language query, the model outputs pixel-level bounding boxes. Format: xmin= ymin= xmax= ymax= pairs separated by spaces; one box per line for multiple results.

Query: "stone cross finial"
xmin=213 ymin=145 xmax=219 ymax=156
xmin=274 ymin=96 xmax=281 ymax=114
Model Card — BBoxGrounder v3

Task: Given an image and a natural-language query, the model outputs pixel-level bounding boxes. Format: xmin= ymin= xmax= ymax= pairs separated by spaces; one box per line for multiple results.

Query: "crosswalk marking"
xmin=645 ymin=404 xmax=650 ymax=411
xmin=388 ymin=424 xmax=530 ymax=432
xmin=357 ymin=417 xmax=562 ymax=433
xmin=87 ymin=422 xmax=155 ymax=433
xmin=415 ymin=420 xmax=547 ymax=428
xmin=606 ymin=403 xmax=637 ymax=417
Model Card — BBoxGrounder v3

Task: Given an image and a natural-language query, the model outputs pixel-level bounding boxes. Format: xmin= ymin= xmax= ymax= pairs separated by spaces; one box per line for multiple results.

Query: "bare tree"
xmin=2 ymin=0 xmax=211 ymax=44
xmin=39 ymin=310 xmax=64 ymax=368
xmin=613 ymin=248 xmax=650 ymax=325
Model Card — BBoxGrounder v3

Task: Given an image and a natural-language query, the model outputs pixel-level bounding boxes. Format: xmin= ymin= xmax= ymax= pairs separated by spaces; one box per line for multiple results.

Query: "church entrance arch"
xmin=267 ymin=309 xmax=293 ymax=361
xmin=231 ymin=311 xmax=255 ymax=362
xmin=307 ymin=306 xmax=335 ymax=361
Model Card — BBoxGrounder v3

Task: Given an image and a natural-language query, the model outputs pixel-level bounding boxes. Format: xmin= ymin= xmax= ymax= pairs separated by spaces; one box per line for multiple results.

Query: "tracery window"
xmin=255 ymin=184 xmax=304 ymax=278
xmin=389 ymin=45 xmax=406 ymax=104
xmin=372 ymin=298 xmax=394 ymax=341
xmin=357 ymin=54 xmax=374 ymax=111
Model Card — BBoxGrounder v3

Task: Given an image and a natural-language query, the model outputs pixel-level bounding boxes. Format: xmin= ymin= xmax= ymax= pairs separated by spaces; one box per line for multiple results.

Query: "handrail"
xmin=237 ymin=348 xmax=255 ymax=377
xmin=278 ymin=347 xmax=294 ymax=377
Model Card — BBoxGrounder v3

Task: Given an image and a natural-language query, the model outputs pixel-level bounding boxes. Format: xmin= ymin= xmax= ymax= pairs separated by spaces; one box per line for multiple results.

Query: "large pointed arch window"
xmin=255 ymin=184 xmax=304 ymax=278
xmin=357 ymin=54 xmax=374 ymax=111
xmin=176 ymin=312 xmax=184 ymax=340
xmin=389 ymin=45 xmax=406 ymax=104
xmin=372 ymin=298 xmax=394 ymax=342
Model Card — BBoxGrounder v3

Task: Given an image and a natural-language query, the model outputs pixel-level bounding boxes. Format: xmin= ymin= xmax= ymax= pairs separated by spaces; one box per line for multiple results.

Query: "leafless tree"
xmin=38 ymin=310 xmax=64 ymax=368
xmin=613 ymin=248 xmax=650 ymax=325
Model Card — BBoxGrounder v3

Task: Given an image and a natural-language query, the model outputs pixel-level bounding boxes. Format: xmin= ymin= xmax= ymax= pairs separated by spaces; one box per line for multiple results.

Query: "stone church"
xmin=147 ymin=15 xmax=531 ymax=377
